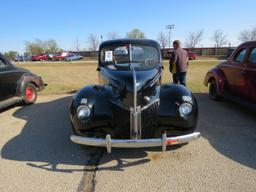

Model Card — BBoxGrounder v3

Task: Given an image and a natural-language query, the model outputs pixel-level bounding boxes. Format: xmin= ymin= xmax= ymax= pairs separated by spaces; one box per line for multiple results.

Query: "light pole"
xmin=166 ymin=24 xmax=175 ymax=48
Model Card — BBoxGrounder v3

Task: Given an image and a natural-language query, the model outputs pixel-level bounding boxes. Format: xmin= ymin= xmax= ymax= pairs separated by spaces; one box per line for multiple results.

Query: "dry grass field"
xmin=17 ymin=60 xmax=219 ymax=95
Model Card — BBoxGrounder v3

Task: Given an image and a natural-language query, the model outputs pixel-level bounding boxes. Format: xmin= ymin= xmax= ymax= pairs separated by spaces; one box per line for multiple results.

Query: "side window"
xmin=234 ymin=49 xmax=247 ymax=63
xmin=0 ymin=58 xmax=6 ymax=68
xmin=248 ymin=48 xmax=256 ymax=66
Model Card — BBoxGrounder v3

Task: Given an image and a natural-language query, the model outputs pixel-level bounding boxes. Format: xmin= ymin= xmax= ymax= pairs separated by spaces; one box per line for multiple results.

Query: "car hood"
xmin=100 ymin=65 xmax=162 ymax=108
xmin=100 ymin=65 xmax=161 ymax=92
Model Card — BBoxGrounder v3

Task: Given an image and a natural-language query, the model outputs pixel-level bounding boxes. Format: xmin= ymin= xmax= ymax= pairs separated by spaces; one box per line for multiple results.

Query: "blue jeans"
xmin=173 ymin=72 xmax=187 ymax=86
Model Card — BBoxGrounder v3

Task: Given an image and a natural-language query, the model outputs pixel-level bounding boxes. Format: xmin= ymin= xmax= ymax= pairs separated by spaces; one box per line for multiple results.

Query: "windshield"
xmin=100 ymin=44 xmax=160 ymax=71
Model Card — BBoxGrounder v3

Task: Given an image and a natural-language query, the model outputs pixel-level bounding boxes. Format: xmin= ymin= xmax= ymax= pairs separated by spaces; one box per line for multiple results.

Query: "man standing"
xmin=169 ymin=40 xmax=188 ymax=86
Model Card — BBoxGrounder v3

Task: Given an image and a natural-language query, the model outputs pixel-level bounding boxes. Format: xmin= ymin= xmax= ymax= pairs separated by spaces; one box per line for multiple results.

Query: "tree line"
xmin=3 ymin=27 xmax=256 ymax=59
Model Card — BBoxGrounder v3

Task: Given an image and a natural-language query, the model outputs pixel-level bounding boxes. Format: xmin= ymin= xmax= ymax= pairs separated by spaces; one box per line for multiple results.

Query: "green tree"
xmin=4 ymin=51 xmax=17 ymax=60
xmin=126 ymin=29 xmax=146 ymax=39
xmin=25 ymin=39 xmax=45 ymax=55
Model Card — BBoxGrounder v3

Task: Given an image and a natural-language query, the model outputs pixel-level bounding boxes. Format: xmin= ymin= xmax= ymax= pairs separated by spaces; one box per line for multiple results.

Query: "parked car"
xmin=188 ymin=52 xmax=197 ymax=60
xmin=14 ymin=55 xmax=31 ymax=62
xmin=46 ymin=53 xmax=56 ymax=61
xmin=204 ymin=41 xmax=256 ymax=111
xmin=65 ymin=54 xmax=82 ymax=61
xmin=53 ymin=52 xmax=69 ymax=61
xmin=0 ymin=53 xmax=45 ymax=110
xmin=31 ymin=54 xmax=48 ymax=61
xmin=70 ymin=39 xmax=200 ymax=153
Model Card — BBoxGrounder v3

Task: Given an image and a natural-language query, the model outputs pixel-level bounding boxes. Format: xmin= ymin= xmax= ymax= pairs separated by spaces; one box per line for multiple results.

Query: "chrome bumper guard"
xmin=70 ymin=132 xmax=200 ymax=153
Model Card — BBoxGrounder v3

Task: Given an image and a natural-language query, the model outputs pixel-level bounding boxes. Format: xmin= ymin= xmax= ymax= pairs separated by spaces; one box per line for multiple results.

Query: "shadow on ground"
xmin=0 ymin=96 xmax=152 ymax=172
xmin=195 ymin=93 xmax=256 ymax=169
xmin=1 ymin=94 xmax=256 ymax=172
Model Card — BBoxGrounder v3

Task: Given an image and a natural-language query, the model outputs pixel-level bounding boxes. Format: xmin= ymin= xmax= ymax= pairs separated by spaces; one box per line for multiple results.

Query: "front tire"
xmin=22 ymin=83 xmax=37 ymax=104
xmin=209 ymin=79 xmax=221 ymax=101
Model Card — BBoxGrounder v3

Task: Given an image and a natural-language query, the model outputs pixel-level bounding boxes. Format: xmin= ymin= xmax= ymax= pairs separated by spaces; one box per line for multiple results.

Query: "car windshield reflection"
xmin=100 ymin=44 xmax=160 ymax=71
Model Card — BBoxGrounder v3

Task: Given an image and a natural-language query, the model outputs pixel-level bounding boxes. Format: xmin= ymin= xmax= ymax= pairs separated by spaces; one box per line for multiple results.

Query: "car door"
xmin=220 ymin=48 xmax=250 ymax=99
xmin=0 ymin=55 xmax=25 ymax=101
xmin=246 ymin=47 xmax=256 ymax=102
xmin=0 ymin=57 xmax=8 ymax=101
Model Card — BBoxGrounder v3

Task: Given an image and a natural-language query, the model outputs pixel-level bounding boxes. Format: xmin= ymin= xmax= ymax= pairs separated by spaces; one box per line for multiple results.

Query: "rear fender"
xmin=16 ymin=73 xmax=45 ymax=97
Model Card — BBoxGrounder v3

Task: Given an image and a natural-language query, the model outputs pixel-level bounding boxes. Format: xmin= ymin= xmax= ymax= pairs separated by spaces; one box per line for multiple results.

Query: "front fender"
xmin=70 ymin=85 xmax=112 ymax=131
xmin=159 ymin=84 xmax=198 ymax=131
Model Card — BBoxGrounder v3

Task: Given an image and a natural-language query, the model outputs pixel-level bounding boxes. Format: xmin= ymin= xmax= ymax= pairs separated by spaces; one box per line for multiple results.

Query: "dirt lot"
xmin=0 ymin=94 xmax=255 ymax=192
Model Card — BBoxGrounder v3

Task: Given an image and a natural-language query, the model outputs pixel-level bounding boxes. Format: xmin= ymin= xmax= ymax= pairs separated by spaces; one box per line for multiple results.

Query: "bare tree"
xmin=157 ymin=32 xmax=168 ymax=49
xmin=238 ymin=27 xmax=256 ymax=42
xmin=45 ymin=39 xmax=59 ymax=53
xmin=107 ymin=32 xmax=120 ymax=40
xmin=212 ymin=29 xmax=227 ymax=48
xmin=126 ymin=29 xmax=146 ymax=38
xmin=184 ymin=30 xmax=203 ymax=48
xmin=88 ymin=34 xmax=100 ymax=52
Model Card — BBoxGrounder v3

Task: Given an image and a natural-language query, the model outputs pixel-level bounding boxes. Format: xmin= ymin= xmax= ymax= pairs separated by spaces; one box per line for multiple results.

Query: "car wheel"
xmin=22 ymin=83 xmax=37 ymax=104
xmin=209 ymin=79 xmax=221 ymax=101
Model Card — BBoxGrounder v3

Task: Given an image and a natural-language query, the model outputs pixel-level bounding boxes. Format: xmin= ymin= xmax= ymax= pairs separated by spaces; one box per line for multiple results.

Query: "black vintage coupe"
xmin=70 ymin=39 xmax=200 ymax=153
xmin=0 ymin=53 xmax=45 ymax=110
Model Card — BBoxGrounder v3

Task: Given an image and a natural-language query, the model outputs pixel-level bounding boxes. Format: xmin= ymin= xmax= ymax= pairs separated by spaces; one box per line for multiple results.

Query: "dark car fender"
xmin=159 ymin=84 xmax=198 ymax=131
xmin=16 ymin=73 xmax=45 ymax=97
xmin=70 ymin=85 xmax=113 ymax=131
xmin=204 ymin=67 xmax=226 ymax=95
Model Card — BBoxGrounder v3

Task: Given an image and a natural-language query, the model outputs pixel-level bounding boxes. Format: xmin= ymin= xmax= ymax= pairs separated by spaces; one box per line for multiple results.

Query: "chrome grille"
xmin=112 ymin=102 xmax=159 ymax=139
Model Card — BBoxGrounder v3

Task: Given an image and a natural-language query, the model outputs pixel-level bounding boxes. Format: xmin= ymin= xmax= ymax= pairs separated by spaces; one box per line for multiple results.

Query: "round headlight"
xmin=77 ymin=105 xmax=91 ymax=120
xmin=179 ymin=103 xmax=192 ymax=117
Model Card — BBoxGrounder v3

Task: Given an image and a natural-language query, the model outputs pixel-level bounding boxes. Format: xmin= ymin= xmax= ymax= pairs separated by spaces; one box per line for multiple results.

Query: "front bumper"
xmin=70 ymin=132 xmax=200 ymax=153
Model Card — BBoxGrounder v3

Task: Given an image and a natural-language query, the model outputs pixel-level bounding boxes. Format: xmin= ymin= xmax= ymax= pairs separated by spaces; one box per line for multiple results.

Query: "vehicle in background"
xmin=204 ymin=41 xmax=256 ymax=111
xmin=227 ymin=47 xmax=235 ymax=59
xmin=31 ymin=54 xmax=48 ymax=61
xmin=46 ymin=53 xmax=57 ymax=61
xmin=70 ymin=39 xmax=200 ymax=153
xmin=0 ymin=53 xmax=45 ymax=110
xmin=65 ymin=54 xmax=82 ymax=61
xmin=14 ymin=56 xmax=31 ymax=62
xmin=188 ymin=52 xmax=197 ymax=60
xmin=14 ymin=56 xmax=25 ymax=62
xmin=52 ymin=52 xmax=69 ymax=61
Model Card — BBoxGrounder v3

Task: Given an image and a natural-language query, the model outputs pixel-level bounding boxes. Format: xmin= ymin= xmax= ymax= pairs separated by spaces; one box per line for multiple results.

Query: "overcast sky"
xmin=1 ymin=0 xmax=255 ymax=53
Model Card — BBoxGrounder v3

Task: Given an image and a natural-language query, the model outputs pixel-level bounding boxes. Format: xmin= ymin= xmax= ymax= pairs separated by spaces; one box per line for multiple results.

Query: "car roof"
xmin=239 ymin=41 xmax=256 ymax=47
xmin=99 ymin=38 xmax=161 ymax=50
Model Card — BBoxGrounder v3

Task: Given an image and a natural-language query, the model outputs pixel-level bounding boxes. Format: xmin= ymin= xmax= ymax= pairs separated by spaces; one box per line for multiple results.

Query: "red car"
xmin=52 ymin=52 xmax=69 ymax=61
xmin=204 ymin=41 xmax=256 ymax=111
xmin=188 ymin=52 xmax=196 ymax=60
xmin=31 ymin=54 xmax=48 ymax=61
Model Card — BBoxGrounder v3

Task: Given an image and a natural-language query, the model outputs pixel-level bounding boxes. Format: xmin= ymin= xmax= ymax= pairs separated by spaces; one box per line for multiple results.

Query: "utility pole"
xmin=166 ymin=24 xmax=175 ymax=48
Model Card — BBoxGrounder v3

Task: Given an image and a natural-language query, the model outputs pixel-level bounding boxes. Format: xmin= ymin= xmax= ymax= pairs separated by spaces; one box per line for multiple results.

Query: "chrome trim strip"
xmin=130 ymin=64 xmax=137 ymax=111
xmin=140 ymin=99 xmax=160 ymax=111
xmin=70 ymin=132 xmax=201 ymax=153
xmin=129 ymin=63 xmax=141 ymax=139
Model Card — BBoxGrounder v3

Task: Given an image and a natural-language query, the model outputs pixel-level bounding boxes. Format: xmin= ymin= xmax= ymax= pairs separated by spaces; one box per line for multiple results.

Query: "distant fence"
xmin=72 ymin=47 xmax=235 ymax=59
xmin=162 ymin=47 xmax=235 ymax=59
